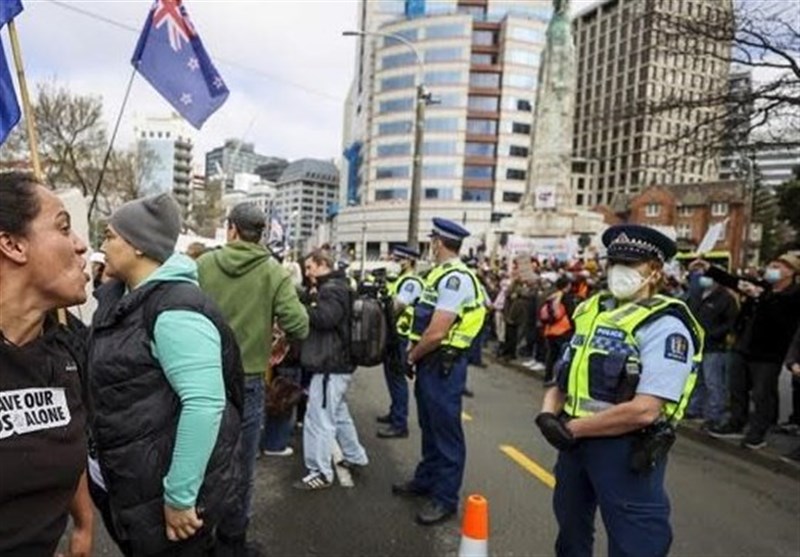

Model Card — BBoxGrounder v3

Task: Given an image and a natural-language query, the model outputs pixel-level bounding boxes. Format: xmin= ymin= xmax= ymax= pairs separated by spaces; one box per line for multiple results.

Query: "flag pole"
xmin=88 ymin=67 xmax=136 ymax=220
xmin=6 ymin=19 xmax=42 ymax=181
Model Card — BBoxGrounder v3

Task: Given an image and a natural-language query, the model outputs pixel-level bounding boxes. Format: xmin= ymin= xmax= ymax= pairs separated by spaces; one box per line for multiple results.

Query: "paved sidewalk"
xmin=489 ymin=352 xmax=800 ymax=481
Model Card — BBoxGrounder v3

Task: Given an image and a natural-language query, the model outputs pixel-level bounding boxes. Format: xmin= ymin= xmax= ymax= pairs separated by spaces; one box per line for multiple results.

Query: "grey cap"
xmin=228 ymin=202 xmax=266 ymax=235
xmin=110 ymin=193 xmax=181 ymax=263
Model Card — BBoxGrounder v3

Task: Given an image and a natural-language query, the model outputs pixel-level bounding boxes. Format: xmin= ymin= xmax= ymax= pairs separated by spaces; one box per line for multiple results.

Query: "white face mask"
xmin=607 ymin=264 xmax=650 ymax=300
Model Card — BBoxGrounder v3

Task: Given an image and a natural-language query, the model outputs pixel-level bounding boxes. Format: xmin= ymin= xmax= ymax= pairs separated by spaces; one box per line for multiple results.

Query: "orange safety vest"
xmin=543 ymin=291 xmax=572 ymax=338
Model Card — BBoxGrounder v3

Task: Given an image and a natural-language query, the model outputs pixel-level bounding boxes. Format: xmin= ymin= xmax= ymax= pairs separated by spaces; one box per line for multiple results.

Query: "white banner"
xmin=506 ymin=235 xmax=579 ymax=262
xmin=0 ymin=388 xmax=71 ymax=439
xmin=697 ymin=219 xmax=728 ymax=254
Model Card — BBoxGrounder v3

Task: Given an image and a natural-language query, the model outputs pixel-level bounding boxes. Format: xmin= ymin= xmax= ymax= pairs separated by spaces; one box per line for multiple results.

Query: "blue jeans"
xmin=383 ymin=339 xmax=409 ymax=431
xmin=219 ymin=375 xmax=263 ymax=538
xmin=468 ymin=324 xmax=486 ymax=366
xmin=554 ymin=436 xmax=672 ymax=557
xmin=701 ymin=352 xmax=728 ymax=425
xmin=261 ymin=366 xmax=301 ymax=452
xmin=303 ymin=373 xmax=368 ymax=481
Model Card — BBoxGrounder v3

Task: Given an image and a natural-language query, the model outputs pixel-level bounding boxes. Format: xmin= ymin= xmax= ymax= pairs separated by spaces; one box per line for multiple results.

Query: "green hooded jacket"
xmin=197 ymin=241 xmax=309 ymax=375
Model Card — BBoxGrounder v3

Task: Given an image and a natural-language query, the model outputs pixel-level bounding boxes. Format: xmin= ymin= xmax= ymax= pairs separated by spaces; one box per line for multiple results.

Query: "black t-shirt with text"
xmin=0 ymin=317 xmax=87 ymax=555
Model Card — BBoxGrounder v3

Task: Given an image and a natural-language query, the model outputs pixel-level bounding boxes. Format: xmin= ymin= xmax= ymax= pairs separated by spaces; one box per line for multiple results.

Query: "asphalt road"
xmin=83 ymin=359 xmax=800 ymax=557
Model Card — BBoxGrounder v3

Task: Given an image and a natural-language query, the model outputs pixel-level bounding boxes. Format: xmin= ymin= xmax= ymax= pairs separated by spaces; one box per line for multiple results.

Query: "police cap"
xmin=429 ymin=217 xmax=470 ymax=241
xmin=391 ymin=245 xmax=420 ymax=260
xmin=602 ymin=224 xmax=676 ymax=263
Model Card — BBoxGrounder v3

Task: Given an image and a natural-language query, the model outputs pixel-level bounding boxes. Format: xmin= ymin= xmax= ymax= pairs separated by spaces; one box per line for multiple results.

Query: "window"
xmin=471 ymin=53 xmax=496 ymax=65
xmin=506 ymin=168 xmax=526 ymax=180
xmin=434 ymin=93 xmax=465 ymax=108
xmin=505 ymin=74 xmax=537 ymax=89
xmin=425 ymin=71 xmax=462 ymax=85
xmin=381 ymin=75 xmax=414 ymax=91
xmin=470 ymin=72 xmax=500 ymax=88
xmin=382 ymin=51 xmax=416 ymax=70
xmin=465 ymin=142 xmax=496 ymax=156
xmin=377 ymin=143 xmax=411 ymax=157
xmin=676 ymin=223 xmax=691 ymax=239
xmin=424 ymin=188 xmax=453 ymax=200
xmin=426 ymin=117 xmax=459 ymax=132
xmin=717 ymin=222 xmax=727 ymax=241
xmin=506 ymin=50 xmax=540 ymax=66
xmin=512 ymin=122 xmax=531 ymax=134
xmin=376 ymin=166 xmax=409 ymax=179
xmin=423 ymin=141 xmax=457 ymax=156
xmin=711 ymin=202 xmax=729 ymax=216
xmin=425 ymin=47 xmax=463 ymax=63
xmin=517 ymin=99 xmax=532 ymax=111
xmin=423 ymin=164 xmax=458 ymax=178
xmin=468 ymin=96 xmax=499 ymax=111
xmin=375 ymin=188 xmax=408 ymax=200
xmin=379 ymin=98 xmax=414 ymax=113
xmin=383 ymin=28 xmax=417 ymax=47
xmin=467 ymin=119 xmax=497 ymax=134
xmin=645 ymin=203 xmax=661 ymax=217
xmin=502 ymin=191 xmax=523 ymax=203
xmin=677 ymin=206 xmax=693 ymax=217
xmin=378 ymin=120 xmax=413 ymax=135
xmin=509 ymin=145 xmax=529 ymax=157
xmin=464 ymin=165 xmax=494 ymax=179
xmin=509 ymin=27 xmax=544 ymax=43
xmin=425 ymin=23 xmax=465 ymax=40
xmin=462 ymin=188 xmax=492 ymax=202
xmin=472 ymin=30 xmax=496 ymax=45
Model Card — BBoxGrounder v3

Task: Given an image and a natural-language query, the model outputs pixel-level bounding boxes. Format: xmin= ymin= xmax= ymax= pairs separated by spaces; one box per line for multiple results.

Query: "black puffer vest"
xmin=89 ymin=279 xmax=244 ymax=556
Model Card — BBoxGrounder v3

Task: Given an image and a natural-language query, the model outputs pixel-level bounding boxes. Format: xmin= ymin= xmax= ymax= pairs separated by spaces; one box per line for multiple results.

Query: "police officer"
xmin=393 ymin=218 xmax=487 ymax=525
xmin=536 ymin=224 xmax=704 ymax=557
xmin=377 ymin=246 xmax=424 ymax=439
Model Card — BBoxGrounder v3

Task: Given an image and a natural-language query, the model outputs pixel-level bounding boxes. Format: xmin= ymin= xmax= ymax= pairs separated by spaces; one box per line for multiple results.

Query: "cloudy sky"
xmin=8 ymin=0 xmax=601 ymax=168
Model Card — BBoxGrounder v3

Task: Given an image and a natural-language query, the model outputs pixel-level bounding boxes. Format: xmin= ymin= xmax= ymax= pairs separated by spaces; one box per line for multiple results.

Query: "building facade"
xmin=572 ymin=0 xmax=732 ymax=209
xmin=134 ymin=113 xmax=194 ymax=214
xmin=205 ymin=139 xmax=285 ymax=190
xmin=338 ymin=0 xmax=552 ymax=252
xmin=273 ymin=159 xmax=340 ymax=252
xmin=595 ymin=180 xmax=749 ymax=268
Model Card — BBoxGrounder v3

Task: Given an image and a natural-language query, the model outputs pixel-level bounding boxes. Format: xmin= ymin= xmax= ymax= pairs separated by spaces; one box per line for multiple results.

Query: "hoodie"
xmin=197 ymin=241 xmax=309 ymax=375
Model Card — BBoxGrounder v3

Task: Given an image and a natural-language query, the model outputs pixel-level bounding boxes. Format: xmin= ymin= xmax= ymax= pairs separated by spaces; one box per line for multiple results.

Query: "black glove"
xmin=535 ymin=412 xmax=577 ymax=451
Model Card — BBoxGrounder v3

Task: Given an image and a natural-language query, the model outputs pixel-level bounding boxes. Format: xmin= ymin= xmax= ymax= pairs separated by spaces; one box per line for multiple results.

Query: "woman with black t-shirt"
xmin=0 ymin=172 xmax=94 ymax=556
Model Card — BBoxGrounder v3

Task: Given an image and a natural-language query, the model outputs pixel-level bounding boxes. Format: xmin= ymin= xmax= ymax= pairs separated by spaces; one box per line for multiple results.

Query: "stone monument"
xmin=505 ymin=0 xmax=605 ymax=244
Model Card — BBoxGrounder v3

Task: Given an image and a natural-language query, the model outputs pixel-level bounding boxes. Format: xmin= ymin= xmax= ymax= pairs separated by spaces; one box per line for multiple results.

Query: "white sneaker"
xmin=262 ymin=447 xmax=294 ymax=457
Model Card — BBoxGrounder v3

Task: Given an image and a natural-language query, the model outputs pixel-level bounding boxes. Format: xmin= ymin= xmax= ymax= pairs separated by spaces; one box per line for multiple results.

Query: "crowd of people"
xmin=2 ymin=169 xmax=799 ymax=557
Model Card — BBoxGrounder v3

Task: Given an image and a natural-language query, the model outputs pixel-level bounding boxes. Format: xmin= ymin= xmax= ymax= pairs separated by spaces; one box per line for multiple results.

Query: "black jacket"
xmin=89 ymin=280 xmax=243 ymax=556
xmin=687 ymin=285 xmax=738 ymax=352
xmin=706 ymin=266 xmax=800 ymax=362
xmin=301 ymin=270 xmax=354 ymax=374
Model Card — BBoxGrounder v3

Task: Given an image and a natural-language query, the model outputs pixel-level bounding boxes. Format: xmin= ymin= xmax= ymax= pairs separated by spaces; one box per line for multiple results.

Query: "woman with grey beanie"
xmin=87 ymin=193 xmax=244 ymax=556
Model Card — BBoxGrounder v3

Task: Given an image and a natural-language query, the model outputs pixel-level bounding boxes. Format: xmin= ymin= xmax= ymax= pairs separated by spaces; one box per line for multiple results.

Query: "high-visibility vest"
xmin=408 ymin=261 xmax=486 ymax=350
xmin=391 ymin=272 xmax=424 ymax=337
xmin=563 ymin=293 xmax=704 ymax=423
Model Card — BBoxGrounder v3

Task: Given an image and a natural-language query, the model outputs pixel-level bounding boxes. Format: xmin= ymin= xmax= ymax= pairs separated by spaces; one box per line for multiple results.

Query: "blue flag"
xmin=131 ymin=0 xmax=228 ymax=129
xmin=0 ymin=0 xmax=23 ymax=145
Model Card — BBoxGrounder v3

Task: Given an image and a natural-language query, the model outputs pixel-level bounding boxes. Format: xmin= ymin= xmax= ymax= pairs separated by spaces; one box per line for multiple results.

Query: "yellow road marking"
xmin=500 ymin=444 xmax=556 ymax=489
xmin=461 ymin=411 xmax=473 ymax=421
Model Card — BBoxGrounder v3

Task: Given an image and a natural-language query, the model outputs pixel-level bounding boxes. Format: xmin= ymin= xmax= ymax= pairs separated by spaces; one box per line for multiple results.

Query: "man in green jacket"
xmin=197 ymin=203 xmax=309 ymax=556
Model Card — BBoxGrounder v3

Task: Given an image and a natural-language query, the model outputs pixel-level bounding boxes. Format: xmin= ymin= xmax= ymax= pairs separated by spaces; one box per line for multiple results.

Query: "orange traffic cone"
xmin=458 ymin=494 xmax=489 ymax=557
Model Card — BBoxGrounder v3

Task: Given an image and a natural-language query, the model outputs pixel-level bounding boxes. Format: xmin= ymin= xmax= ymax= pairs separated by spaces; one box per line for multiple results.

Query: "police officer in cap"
xmin=393 ymin=218 xmax=487 ymax=525
xmin=536 ymin=224 xmax=704 ymax=557
xmin=377 ymin=246 xmax=425 ymax=439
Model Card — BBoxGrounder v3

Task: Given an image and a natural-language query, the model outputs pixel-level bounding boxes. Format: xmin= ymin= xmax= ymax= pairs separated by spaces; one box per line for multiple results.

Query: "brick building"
xmin=595 ymin=180 xmax=749 ymax=268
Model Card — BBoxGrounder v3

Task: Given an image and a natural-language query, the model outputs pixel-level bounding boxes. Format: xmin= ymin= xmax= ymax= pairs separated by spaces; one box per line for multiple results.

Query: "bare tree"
xmin=608 ymin=0 xmax=799 ymax=165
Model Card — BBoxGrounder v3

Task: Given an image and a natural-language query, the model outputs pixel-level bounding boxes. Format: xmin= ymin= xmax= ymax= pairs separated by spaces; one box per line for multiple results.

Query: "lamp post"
xmin=736 ymin=155 xmax=757 ymax=269
xmin=343 ymin=29 xmax=431 ymax=252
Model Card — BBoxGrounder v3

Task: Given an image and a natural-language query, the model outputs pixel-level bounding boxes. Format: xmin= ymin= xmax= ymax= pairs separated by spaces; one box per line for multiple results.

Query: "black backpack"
xmin=349 ymin=294 xmax=388 ymax=367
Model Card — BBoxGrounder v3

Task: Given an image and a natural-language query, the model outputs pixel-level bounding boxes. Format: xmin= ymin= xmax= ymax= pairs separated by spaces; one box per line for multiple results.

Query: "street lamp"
xmin=735 ymin=155 xmax=757 ymax=268
xmin=343 ymin=29 xmax=432 ymax=251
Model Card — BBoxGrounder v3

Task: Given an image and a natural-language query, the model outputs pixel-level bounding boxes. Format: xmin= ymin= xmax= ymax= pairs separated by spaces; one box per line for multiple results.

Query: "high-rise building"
xmin=572 ymin=0 xmax=732 ymax=208
xmin=255 ymin=159 xmax=290 ymax=183
xmin=205 ymin=139 xmax=284 ymax=190
xmin=273 ymin=159 xmax=339 ymax=251
xmin=134 ymin=113 xmax=194 ymax=214
xmin=337 ymin=0 xmax=552 ymax=254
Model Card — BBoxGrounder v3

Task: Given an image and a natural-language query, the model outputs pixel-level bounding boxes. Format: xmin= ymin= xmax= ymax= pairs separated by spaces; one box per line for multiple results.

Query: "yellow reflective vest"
xmin=563 ymin=293 xmax=704 ymax=423
xmin=408 ymin=261 xmax=486 ymax=350
xmin=390 ymin=272 xmax=424 ymax=338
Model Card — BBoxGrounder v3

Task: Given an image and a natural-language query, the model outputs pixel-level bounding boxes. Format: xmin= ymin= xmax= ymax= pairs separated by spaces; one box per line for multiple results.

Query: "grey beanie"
xmin=110 ymin=193 xmax=181 ymax=263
